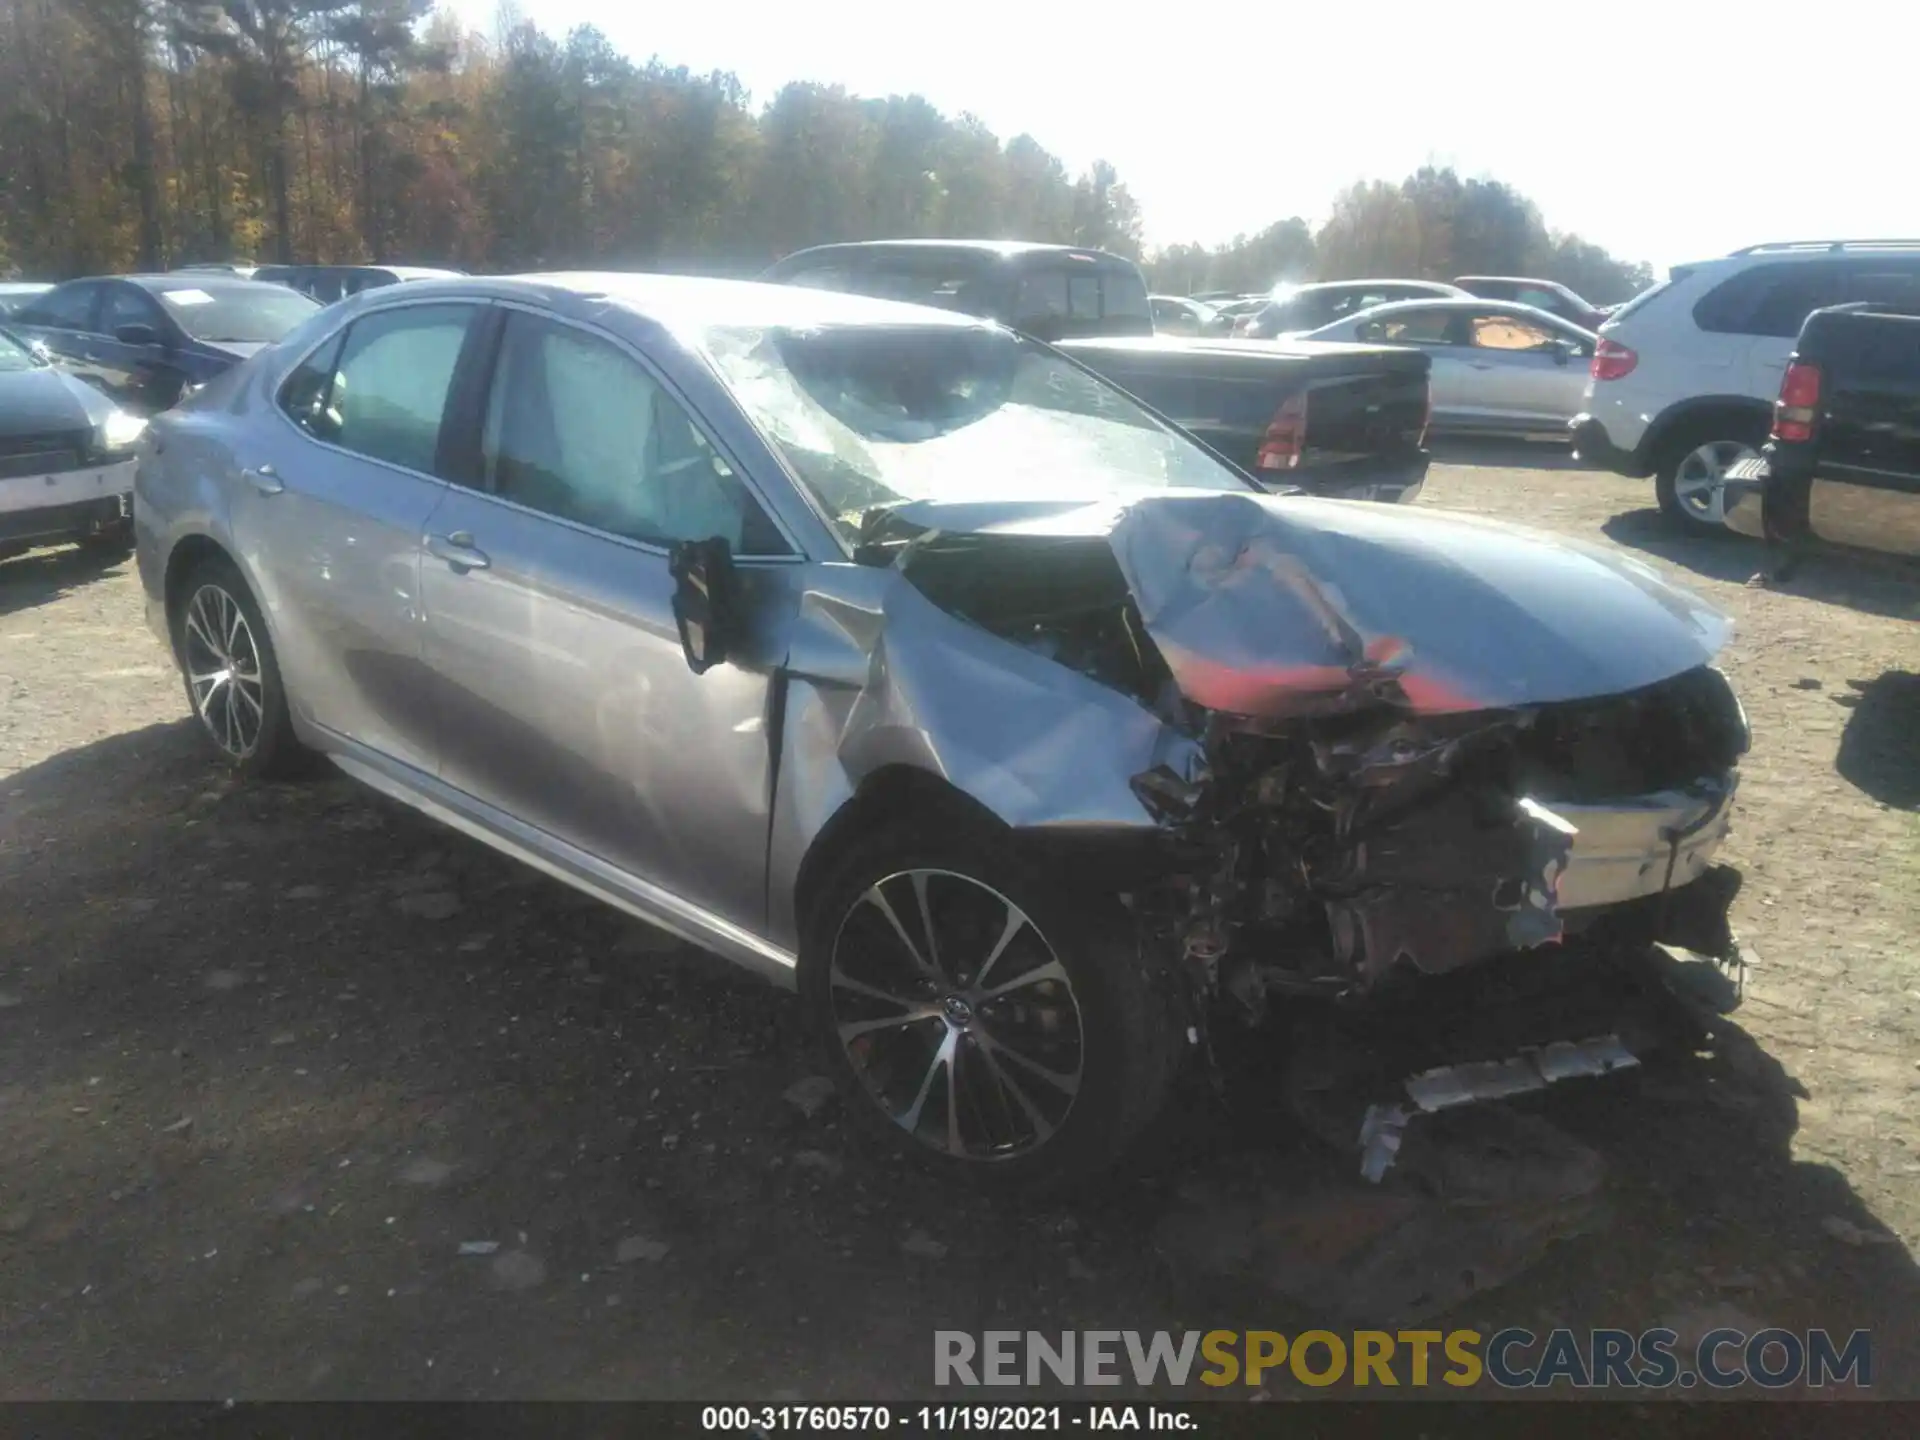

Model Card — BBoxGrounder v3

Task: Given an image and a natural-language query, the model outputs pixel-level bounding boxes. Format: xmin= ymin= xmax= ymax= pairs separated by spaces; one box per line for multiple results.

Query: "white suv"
xmin=1570 ymin=240 xmax=1920 ymax=532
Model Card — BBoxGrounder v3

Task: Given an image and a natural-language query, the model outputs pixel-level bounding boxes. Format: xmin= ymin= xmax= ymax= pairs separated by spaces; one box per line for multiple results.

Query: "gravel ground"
xmin=1 ymin=451 xmax=1916 ymax=1401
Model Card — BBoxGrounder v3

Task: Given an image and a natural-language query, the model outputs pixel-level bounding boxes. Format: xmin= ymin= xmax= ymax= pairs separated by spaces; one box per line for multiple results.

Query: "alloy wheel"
xmin=1672 ymin=440 xmax=1760 ymax=525
xmin=182 ymin=583 xmax=267 ymax=759
xmin=828 ymin=869 xmax=1086 ymax=1162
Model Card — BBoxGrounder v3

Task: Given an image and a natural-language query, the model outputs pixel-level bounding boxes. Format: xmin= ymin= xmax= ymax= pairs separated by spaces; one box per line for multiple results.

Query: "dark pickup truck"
xmin=761 ymin=240 xmax=1432 ymax=504
xmin=1723 ymin=302 xmax=1920 ymax=564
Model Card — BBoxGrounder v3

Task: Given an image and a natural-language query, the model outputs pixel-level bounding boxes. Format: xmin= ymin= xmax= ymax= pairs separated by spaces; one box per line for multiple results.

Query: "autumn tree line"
xmin=0 ymin=0 xmax=1654 ymax=302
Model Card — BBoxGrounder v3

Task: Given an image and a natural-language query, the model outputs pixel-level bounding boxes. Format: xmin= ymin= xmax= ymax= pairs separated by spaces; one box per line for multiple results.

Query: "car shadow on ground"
xmin=0 ymin=542 xmax=132 ymax=617
xmin=1429 ymin=437 xmax=1593 ymax=472
xmin=1 ymin=722 xmax=1916 ymax=1399
xmin=1834 ymin=670 xmax=1920 ymax=811
xmin=1601 ymin=509 xmax=1920 ymax=620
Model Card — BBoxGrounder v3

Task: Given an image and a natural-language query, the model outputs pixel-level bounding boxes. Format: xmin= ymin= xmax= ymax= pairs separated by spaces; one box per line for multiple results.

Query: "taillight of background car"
xmin=1771 ymin=360 xmax=1822 ymax=443
xmin=1257 ymin=391 xmax=1309 ymax=471
xmin=1591 ymin=337 xmax=1637 ymax=381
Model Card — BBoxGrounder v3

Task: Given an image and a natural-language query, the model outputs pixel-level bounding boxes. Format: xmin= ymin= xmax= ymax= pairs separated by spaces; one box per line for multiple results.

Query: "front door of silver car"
xmin=239 ymin=300 xmax=485 ymax=774
xmin=418 ymin=307 xmax=790 ymax=933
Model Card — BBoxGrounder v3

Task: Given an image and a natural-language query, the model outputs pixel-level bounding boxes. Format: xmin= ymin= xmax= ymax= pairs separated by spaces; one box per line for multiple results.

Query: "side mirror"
xmin=1548 ymin=339 xmax=1574 ymax=365
xmin=115 ymin=323 xmax=162 ymax=348
xmin=668 ymin=536 xmax=739 ymax=676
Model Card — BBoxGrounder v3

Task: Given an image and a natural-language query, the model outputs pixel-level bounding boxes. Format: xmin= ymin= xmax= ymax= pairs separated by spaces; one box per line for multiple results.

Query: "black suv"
xmin=1723 ymin=301 xmax=1920 ymax=567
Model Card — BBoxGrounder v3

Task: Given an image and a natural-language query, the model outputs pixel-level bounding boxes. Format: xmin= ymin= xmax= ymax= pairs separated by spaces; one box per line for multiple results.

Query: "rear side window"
xmin=1846 ymin=263 xmax=1920 ymax=307
xmin=815 ymin=255 xmax=995 ymax=316
xmin=1012 ymin=262 xmax=1151 ymax=337
xmin=19 ymin=282 xmax=102 ymax=331
xmin=1099 ymin=266 xmax=1151 ymax=322
xmin=1694 ymin=261 xmax=1848 ymax=338
xmin=279 ymin=303 xmax=476 ymax=473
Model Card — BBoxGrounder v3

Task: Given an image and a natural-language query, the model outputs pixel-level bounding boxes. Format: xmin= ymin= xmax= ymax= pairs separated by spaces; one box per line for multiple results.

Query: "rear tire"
xmin=1654 ymin=416 xmax=1766 ymax=534
xmin=798 ymin=816 xmax=1183 ymax=1194
xmin=170 ymin=554 xmax=307 ymax=779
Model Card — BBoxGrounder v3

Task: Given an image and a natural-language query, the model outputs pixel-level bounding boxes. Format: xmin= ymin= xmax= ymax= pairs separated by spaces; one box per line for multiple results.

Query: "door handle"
xmin=427 ymin=531 xmax=491 ymax=572
xmin=241 ymin=463 xmax=283 ymax=495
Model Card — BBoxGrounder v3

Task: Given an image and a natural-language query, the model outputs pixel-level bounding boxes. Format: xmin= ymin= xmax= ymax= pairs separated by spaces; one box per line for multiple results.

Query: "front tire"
xmin=799 ymin=818 xmax=1182 ymax=1193
xmin=171 ymin=555 xmax=306 ymax=779
xmin=1654 ymin=418 xmax=1765 ymax=534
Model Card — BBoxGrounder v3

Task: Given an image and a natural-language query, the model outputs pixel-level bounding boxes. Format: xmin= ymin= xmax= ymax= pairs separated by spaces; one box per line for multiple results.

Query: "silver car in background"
xmin=1301 ymin=298 xmax=1598 ymax=438
xmin=134 ymin=275 xmax=1749 ymax=1190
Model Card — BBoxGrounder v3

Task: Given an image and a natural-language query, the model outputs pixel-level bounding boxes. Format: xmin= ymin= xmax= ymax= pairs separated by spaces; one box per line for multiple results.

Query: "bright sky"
xmin=440 ymin=0 xmax=1909 ymax=274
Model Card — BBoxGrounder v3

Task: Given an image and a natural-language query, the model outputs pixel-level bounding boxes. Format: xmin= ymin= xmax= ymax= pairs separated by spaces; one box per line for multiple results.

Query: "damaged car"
xmin=133 ymin=275 xmax=1751 ymax=1190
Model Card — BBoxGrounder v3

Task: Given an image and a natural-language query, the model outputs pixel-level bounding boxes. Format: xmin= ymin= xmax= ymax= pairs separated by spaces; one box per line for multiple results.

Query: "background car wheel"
xmin=79 ymin=522 xmax=134 ymax=558
xmin=799 ymin=818 xmax=1182 ymax=1193
xmin=171 ymin=556 xmax=306 ymax=779
xmin=1655 ymin=418 xmax=1765 ymax=534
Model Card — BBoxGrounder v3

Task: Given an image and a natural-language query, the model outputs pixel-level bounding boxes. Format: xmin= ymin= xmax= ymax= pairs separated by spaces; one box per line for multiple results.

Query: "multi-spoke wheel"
xmin=183 ymin=582 xmax=268 ymax=759
xmin=801 ymin=822 xmax=1182 ymax=1190
xmin=171 ymin=556 xmax=304 ymax=777
xmin=1656 ymin=420 xmax=1765 ymax=534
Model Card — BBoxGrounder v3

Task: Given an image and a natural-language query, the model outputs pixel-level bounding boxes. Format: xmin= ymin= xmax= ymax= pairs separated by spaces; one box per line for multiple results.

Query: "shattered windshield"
xmin=702 ymin=323 xmax=1251 ymax=539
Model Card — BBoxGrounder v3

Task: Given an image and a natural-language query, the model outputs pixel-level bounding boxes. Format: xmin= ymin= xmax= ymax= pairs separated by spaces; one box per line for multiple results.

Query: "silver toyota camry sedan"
xmin=133 ymin=274 xmax=1751 ymax=1190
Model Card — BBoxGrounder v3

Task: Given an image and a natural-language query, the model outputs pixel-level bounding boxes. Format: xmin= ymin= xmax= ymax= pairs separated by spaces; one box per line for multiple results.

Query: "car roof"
xmin=1454 ymin=275 xmax=1573 ymax=289
xmin=362 ymin=272 xmax=994 ymax=333
xmin=1289 ymin=278 xmax=1459 ymax=292
xmin=774 ymin=239 xmax=1138 ymax=266
xmin=59 ymin=274 xmax=301 ymax=297
xmin=1317 ymin=297 xmax=1590 ymax=328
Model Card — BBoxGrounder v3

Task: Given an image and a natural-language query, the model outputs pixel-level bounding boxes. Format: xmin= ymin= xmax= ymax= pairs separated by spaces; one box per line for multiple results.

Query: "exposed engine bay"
xmin=846 ymin=492 xmax=1751 ymax=1172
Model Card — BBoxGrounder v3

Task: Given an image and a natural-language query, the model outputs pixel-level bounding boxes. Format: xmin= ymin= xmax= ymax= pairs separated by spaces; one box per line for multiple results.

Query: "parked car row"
xmin=129 ymin=269 xmax=1753 ymax=1189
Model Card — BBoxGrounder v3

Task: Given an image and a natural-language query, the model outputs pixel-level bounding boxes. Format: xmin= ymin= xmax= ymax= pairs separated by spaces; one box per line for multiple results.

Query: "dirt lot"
xmin=2 ymin=453 xmax=1917 ymax=1401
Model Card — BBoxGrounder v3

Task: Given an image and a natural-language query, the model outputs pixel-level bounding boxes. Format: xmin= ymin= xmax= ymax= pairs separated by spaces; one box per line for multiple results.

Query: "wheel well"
xmin=791 ymin=766 xmax=1007 ymax=939
xmin=1645 ymin=397 xmax=1773 ymax=466
xmin=162 ymin=534 xmax=235 ymax=641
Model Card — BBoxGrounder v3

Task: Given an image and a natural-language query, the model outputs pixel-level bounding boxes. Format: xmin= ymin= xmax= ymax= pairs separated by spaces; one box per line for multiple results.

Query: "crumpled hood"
xmin=882 ymin=488 xmax=1731 ymax=718
xmin=1115 ymin=491 xmax=1730 ymax=716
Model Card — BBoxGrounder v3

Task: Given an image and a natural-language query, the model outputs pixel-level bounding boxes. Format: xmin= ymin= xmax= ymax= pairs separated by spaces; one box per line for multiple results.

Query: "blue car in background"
xmin=9 ymin=273 xmax=319 ymax=414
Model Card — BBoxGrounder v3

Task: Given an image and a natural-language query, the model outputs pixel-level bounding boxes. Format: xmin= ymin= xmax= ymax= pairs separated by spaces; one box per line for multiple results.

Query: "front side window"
xmin=106 ymin=285 xmax=166 ymax=334
xmin=1011 ymin=271 xmax=1070 ymax=332
xmin=1469 ymin=313 xmax=1560 ymax=351
xmin=481 ymin=313 xmax=784 ymax=554
xmin=702 ymin=322 xmax=1252 ymax=544
xmin=1357 ymin=308 xmax=1456 ymax=344
xmin=282 ymin=304 xmax=474 ymax=473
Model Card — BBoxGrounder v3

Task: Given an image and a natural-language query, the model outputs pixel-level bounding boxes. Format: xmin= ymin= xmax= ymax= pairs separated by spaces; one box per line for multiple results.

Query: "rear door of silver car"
xmin=236 ymin=299 xmax=487 ymax=773
xmin=417 ymin=305 xmax=795 ymax=931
